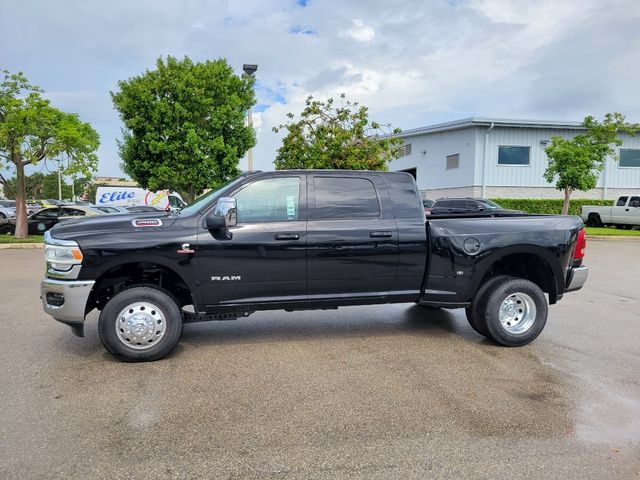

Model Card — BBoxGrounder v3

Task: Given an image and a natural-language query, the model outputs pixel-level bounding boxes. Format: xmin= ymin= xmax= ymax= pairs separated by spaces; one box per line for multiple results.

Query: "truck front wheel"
xmin=98 ymin=286 xmax=183 ymax=362
xmin=477 ymin=278 xmax=548 ymax=347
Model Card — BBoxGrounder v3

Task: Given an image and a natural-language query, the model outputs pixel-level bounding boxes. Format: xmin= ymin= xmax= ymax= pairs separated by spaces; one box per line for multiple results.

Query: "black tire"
xmin=98 ymin=286 xmax=183 ymax=362
xmin=585 ymin=214 xmax=602 ymax=227
xmin=479 ymin=277 xmax=548 ymax=347
xmin=0 ymin=224 xmax=15 ymax=235
xmin=465 ymin=275 xmax=512 ymax=337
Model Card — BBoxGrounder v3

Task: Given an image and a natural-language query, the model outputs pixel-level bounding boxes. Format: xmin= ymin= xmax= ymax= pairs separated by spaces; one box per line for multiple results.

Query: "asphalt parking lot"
xmin=1 ymin=240 xmax=639 ymax=479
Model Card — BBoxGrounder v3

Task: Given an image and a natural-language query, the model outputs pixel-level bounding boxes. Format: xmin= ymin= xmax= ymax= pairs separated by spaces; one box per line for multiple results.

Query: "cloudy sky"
xmin=2 ymin=0 xmax=639 ymax=177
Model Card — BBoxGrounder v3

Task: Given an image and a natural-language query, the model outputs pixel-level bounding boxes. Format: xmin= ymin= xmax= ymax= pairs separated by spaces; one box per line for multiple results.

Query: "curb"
xmin=0 ymin=243 xmax=44 ymax=249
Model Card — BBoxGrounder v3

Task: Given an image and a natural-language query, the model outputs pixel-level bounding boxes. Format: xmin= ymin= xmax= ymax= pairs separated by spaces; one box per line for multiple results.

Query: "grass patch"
xmin=0 ymin=234 xmax=44 ymax=244
xmin=585 ymin=227 xmax=640 ymax=236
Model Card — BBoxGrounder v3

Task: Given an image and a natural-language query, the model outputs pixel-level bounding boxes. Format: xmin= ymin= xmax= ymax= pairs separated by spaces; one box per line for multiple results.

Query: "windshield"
xmin=179 ymin=175 xmax=246 ymax=216
xmin=478 ymin=199 xmax=502 ymax=209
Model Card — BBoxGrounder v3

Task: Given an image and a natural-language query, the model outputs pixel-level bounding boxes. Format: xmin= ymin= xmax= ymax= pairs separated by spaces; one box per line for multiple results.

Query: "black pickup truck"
xmin=41 ymin=170 xmax=588 ymax=362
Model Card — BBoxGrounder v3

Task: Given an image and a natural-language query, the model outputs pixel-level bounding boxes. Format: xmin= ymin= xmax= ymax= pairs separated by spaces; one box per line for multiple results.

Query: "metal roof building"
xmin=388 ymin=117 xmax=640 ymax=200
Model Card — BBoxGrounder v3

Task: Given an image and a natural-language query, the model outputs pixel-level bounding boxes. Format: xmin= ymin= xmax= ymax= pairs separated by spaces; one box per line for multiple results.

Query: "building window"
xmin=620 ymin=149 xmax=640 ymax=167
xmin=498 ymin=146 xmax=530 ymax=165
xmin=446 ymin=154 xmax=459 ymax=170
xmin=399 ymin=143 xmax=412 ymax=157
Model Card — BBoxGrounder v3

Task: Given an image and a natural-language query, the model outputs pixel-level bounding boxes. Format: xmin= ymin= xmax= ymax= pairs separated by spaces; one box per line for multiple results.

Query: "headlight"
xmin=44 ymin=235 xmax=83 ymax=272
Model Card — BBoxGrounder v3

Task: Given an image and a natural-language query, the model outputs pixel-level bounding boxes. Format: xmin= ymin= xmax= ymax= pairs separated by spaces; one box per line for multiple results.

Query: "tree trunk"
xmin=561 ymin=187 xmax=572 ymax=216
xmin=14 ymin=161 xmax=29 ymax=239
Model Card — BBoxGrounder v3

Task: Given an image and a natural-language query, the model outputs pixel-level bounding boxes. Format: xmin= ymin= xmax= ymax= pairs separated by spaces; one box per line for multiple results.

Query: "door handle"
xmin=369 ymin=231 xmax=393 ymax=238
xmin=274 ymin=233 xmax=300 ymax=240
xmin=626 ymin=208 xmax=630 ymax=211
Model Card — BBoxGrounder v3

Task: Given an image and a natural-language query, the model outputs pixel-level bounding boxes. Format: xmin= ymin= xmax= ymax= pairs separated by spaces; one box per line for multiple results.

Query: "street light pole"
xmin=56 ymin=158 xmax=62 ymax=201
xmin=247 ymin=109 xmax=254 ymax=171
xmin=242 ymin=64 xmax=258 ymax=171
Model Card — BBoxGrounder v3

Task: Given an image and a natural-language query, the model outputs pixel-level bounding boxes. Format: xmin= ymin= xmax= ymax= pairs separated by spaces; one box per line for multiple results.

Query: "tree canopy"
xmin=0 ymin=70 xmax=99 ymax=237
xmin=111 ymin=56 xmax=256 ymax=202
xmin=273 ymin=94 xmax=402 ymax=171
xmin=3 ymin=171 xmax=91 ymax=201
xmin=544 ymin=113 xmax=639 ymax=214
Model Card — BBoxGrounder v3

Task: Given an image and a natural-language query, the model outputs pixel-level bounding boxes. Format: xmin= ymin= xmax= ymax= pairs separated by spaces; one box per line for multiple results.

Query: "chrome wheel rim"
xmin=498 ymin=292 xmax=536 ymax=334
xmin=115 ymin=302 xmax=166 ymax=350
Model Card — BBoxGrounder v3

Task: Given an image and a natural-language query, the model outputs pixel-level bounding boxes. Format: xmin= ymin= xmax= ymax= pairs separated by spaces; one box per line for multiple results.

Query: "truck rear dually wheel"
xmin=98 ymin=286 xmax=183 ymax=362
xmin=465 ymin=275 xmax=512 ymax=337
xmin=478 ymin=277 xmax=548 ymax=346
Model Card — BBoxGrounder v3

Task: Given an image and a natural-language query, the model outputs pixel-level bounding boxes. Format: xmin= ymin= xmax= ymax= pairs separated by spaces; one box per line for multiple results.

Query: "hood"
xmin=49 ymin=211 xmax=179 ymax=241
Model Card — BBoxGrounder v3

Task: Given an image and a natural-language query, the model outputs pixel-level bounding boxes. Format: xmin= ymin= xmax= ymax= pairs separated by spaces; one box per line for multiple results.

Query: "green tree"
xmin=4 ymin=172 xmax=50 ymax=199
xmin=0 ymin=71 xmax=99 ymax=237
xmin=273 ymin=94 xmax=402 ymax=170
xmin=80 ymin=179 xmax=108 ymax=203
xmin=111 ymin=56 xmax=256 ymax=202
xmin=4 ymin=171 xmax=92 ymax=201
xmin=544 ymin=113 xmax=638 ymax=215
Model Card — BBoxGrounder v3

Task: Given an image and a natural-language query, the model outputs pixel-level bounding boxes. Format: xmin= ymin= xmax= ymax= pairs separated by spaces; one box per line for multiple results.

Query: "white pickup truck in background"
xmin=581 ymin=195 xmax=640 ymax=229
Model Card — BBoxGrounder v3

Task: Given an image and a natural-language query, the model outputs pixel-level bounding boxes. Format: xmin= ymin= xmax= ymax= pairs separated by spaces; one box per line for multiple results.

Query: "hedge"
xmin=490 ymin=198 xmax=613 ymax=216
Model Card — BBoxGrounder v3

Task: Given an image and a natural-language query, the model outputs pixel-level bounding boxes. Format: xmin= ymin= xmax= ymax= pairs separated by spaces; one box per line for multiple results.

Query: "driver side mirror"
xmin=206 ymin=197 xmax=237 ymax=230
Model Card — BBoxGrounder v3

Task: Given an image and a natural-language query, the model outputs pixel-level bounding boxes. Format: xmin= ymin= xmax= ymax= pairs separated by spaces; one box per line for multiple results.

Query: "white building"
xmin=389 ymin=117 xmax=640 ymax=200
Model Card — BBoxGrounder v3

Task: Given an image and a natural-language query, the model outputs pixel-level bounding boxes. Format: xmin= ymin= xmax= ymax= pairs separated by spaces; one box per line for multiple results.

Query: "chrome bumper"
xmin=565 ymin=266 xmax=588 ymax=292
xmin=41 ymin=278 xmax=95 ymax=325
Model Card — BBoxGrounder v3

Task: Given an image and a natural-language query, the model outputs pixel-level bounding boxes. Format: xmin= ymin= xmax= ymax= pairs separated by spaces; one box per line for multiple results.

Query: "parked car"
xmin=26 ymin=201 xmax=43 ymax=214
xmin=428 ymin=198 xmax=521 ymax=215
xmin=0 ymin=200 xmax=16 ymax=219
xmin=95 ymin=205 xmax=163 ymax=214
xmin=0 ymin=206 xmax=104 ymax=235
xmin=41 ymin=170 xmax=588 ymax=362
xmin=124 ymin=205 xmax=164 ymax=212
xmin=93 ymin=205 xmax=129 ymax=214
xmin=581 ymin=195 xmax=640 ymax=229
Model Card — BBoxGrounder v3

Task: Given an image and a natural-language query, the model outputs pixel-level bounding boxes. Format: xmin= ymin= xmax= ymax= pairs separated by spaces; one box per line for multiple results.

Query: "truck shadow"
xmin=178 ymin=304 xmax=486 ymax=349
xmin=54 ymin=305 xmax=489 ymax=361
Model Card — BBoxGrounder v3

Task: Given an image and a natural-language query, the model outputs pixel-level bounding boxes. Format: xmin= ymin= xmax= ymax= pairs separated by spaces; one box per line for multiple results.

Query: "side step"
xmin=182 ymin=308 xmax=253 ymax=323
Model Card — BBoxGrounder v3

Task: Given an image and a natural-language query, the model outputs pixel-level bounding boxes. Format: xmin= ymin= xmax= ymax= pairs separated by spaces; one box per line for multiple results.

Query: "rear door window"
xmin=616 ymin=196 xmax=628 ymax=206
xmin=312 ymin=177 xmax=380 ymax=219
xmin=61 ymin=208 xmax=86 ymax=217
xmin=34 ymin=208 xmax=60 ymax=219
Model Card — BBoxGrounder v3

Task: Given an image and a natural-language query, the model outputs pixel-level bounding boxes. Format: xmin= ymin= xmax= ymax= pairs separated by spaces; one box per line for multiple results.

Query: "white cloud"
xmin=341 ymin=19 xmax=375 ymax=43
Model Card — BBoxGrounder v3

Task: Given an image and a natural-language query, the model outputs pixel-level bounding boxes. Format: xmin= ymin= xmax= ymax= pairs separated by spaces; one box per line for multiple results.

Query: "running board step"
xmin=182 ymin=309 xmax=253 ymax=323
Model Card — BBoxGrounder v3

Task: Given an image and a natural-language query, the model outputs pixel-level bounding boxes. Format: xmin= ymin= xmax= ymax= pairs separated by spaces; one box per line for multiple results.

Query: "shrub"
xmin=490 ymin=198 xmax=613 ymax=216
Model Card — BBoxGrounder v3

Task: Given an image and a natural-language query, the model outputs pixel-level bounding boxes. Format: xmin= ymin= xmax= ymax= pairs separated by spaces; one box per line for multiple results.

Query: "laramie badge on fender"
xmin=211 ymin=275 xmax=241 ymax=281
xmin=132 ymin=218 xmax=163 ymax=228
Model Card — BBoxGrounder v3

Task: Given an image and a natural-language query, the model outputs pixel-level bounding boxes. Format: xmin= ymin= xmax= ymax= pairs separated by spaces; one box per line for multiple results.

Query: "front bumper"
xmin=565 ymin=266 xmax=588 ymax=292
xmin=41 ymin=278 xmax=95 ymax=334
